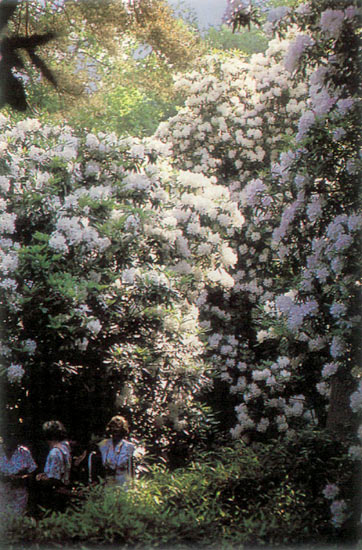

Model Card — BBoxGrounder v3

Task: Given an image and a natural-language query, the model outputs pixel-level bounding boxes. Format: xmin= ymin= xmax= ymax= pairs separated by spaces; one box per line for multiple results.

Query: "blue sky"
xmin=167 ymin=0 xmax=228 ymax=30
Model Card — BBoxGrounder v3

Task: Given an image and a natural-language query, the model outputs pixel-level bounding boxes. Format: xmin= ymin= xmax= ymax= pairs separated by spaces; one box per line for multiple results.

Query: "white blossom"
xmin=321 ymin=362 xmax=339 ymax=378
xmin=0 ymin=213 xmax=17 ymax=234
xmin=323 ymin=483 xmax=339 ymax=500
xmin=330 ymin=336 xmax=345 ymax=359
xmin=256 ymin=330 xmax=269 ymax=343
xmin=23 ymin=339 xmax=37 ymax=355
xmin=7 ymin=364 xmax=25 ymax=383
xmin=320 ymin=9 xmax=345 ymax=38
xmin=350 ymin=382 xmax=362 ymax=413
xmin=284 ymin=35 xmax=314 ymax=74
xmin=208 ymin=268 xmax=235 ymax=289
xmin=220 ymin=244 xmax=237 ymax=267
xmin=256 ymin=417 xmax=270 ymax=433
xmin=348 ymin=445 xmax=362 ymax=461
xmin=85 ymin=133 xmax=100 ymax=149
xmin=0 ymin=176 xmax=10 ymax=193
xmin=87 ymin=319 xmax=102 ymax=335
xmin=267 ymin=6 xmax=290 ymax=22
xmin=330 ymin=500 xmax=347 ymax=528
xmin=208 ymin=333 xmax=222 ymax=349
xmin=49 ymin=233 xmax=69 ymax=253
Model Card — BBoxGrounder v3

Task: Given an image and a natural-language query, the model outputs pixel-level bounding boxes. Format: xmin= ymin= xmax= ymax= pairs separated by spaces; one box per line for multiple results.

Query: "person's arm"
xmin=8 ymin=471 xmax=35 ymax=487
xmin=0 ymin=471 xmax=29 ymax=484
xmin=36 ymin=471 xmax=63 ymax=487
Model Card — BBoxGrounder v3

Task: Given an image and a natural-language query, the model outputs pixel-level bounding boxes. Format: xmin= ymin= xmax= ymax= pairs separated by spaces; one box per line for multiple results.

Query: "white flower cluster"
xmin=323 ymin=483 xmax=339 ymax=500
xmin=274 ymin=293 xmax=319 ymax=332
xmin=157 ymin=38 xmax=308 ymax=184
xmin=300 ymin=214 xmax=362 ymax=294
xmin=320 ymin=9 xmax=345 ymax=38
xmin=284 ymin=35 xmax=314 ymax=74
xmin=86 ymin=319 xmax=102 ymax=336
xmin=0 ymin=248 xmax=18 ymax=274
xmin=0 ymin=212 xmax=17 ymax=235
xmin=7 ymin=363 xmax=25 ymax=383
xmin=330 ymin=499 xmax=347 ymax=528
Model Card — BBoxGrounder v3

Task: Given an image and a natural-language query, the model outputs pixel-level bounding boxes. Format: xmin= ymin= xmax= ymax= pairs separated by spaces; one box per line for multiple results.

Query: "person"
xmin=0 ymin=425 xmax=37 ymax=523
xmin=71 ymin=438 xmax=105 ymax=486
xmin=35 ymin=420 xmax=72 ymax=513
xmin=98 ymin=416 xmax=135 ymax=488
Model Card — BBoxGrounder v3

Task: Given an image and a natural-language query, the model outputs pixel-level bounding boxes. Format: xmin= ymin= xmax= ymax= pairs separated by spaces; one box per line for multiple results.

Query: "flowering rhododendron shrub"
xmin=157 ymin=36 xmax=308 ymax=182
xmin=156 ymin=21 xmax=315 ymax=437
xmin=155 ymin=28 xmax=314 ymax=434
xmin=262 ymin=0 xmax=361 ymax=423
xmin=261 ymin=1 xmax=361 ymax=527
xmin=157 ymin=0 xmax=361 ymax=433
xmin=0 ymin=115 xmax=244 ymax=454
xmin=157 ymin=0 xmax=361 ymax=528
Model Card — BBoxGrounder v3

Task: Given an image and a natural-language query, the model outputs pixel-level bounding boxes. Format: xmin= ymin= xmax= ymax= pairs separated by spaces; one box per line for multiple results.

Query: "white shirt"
xmin=98 ymin=438 xmax=134 ymax=486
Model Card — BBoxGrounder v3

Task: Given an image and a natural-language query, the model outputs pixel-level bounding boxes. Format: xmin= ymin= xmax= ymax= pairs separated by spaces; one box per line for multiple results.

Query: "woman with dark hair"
xmin=0 ymin=424 xmax=37 ymax=522
xmin=35 ymin=420 xmax=72 ymax=512
xmin=98 ymin=416 xmax=135 ymax=488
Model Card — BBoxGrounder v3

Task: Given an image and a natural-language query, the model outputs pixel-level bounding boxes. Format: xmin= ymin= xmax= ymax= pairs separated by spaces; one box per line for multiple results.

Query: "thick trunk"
xmin=326 ymin=369 xmax=358 ymax=442
xmin=326 ymin=370 xmax=361 ymax=543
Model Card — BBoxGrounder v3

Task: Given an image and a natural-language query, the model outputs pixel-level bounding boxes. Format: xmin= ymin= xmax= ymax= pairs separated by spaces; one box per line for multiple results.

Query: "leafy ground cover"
xmin=4 ymin=431 xmax=358 ymax=549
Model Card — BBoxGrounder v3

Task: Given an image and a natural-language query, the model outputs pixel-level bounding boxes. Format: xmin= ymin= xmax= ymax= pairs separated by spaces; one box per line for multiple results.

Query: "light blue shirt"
xmin=44 ymin=441 xmax=71 ymax=485
xmin=98 ymin=438 xmax=134 ymax=486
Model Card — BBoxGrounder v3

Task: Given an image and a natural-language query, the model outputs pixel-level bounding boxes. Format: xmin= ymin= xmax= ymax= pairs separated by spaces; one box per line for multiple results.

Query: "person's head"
xmin=106 ymin=416 xmax=129 ymax=442
xmin=42 ymin=420 xmax=67 ymax=443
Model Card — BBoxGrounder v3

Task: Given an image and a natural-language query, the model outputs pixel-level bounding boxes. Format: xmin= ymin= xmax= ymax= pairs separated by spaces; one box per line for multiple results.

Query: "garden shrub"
xmin=0 ymin=113 xmax=242 ymax=457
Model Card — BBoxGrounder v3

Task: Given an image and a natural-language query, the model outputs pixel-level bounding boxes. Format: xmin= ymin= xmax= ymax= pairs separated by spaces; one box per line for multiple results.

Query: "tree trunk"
xmin=326 ymin=368 xmax=358 ymax=442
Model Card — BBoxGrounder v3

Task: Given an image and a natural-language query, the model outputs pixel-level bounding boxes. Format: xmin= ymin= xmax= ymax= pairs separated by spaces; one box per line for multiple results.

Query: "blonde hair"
xmin=106 ymin=415 xmax=129 ymax=437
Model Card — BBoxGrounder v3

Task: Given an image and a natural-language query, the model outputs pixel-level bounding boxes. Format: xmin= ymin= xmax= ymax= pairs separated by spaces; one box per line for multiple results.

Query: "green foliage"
xmin=67 ymin=50 xmax=181 ymax=137
xmin=2 ymin=0 xmax=204 ymax=135
xmin=204 ymin=24 xmax=268 ymax=55
xmin=5 ymin=431 xmax=354 ymax=548
xmin=269 ymin=0 xmax=305 ymax=7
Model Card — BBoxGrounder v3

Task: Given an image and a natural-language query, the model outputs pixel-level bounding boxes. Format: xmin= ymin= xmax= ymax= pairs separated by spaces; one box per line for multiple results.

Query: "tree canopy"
xmin=0 ymin=0 xmax=205 ymax=132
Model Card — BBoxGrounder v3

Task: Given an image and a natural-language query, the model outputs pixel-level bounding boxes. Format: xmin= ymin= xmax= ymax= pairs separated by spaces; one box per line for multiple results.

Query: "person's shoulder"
xmin=17 ymin=445 xmax=33 ymax=455
xmin=98 ymin=438 xmax=110 ymax=449
xmin=60 ymin=440 xmax=71 ymax=453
